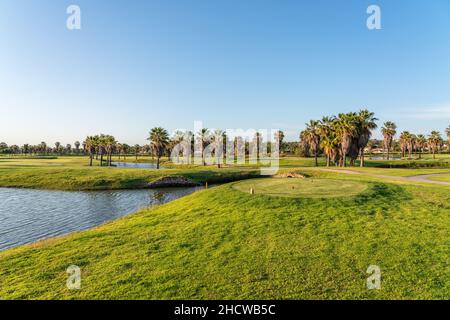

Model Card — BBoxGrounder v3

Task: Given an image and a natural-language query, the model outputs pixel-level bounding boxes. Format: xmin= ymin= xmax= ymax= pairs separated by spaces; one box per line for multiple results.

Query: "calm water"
xmin=0 ymin=186 xmax=202 ymax=251
xmin=369 ymin=156 xmax=402 ymax=161
xmin=112 ymin=162 xmax=164 ymax=169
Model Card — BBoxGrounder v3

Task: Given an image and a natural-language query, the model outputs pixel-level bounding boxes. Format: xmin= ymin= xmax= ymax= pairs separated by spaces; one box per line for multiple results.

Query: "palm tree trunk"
xmin=360 ymin=149 xmax=364 ymax=167
xmin=314 ymin=149 xmax=318 ymax=167
xmin=89 ymin=154 xmax=93 ymax=166
xmin=157 ymin=156 xmax=160 ymax=169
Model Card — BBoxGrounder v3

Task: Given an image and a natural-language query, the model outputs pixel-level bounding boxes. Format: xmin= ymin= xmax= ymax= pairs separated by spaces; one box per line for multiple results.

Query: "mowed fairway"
xmin=233 ymin=178 xmax=368 ymax=198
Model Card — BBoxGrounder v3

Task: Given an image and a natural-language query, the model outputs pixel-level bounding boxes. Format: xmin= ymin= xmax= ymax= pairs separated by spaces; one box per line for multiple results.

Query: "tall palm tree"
xmin=415 ymin=134 xmax=426 ymax=159
xmin=97 ymin=134 xmax=106 ymax=166
xmin=196 ymin=128 xmax=211 ymax=166
xmin=54 ymin=142 xmax=61 ymax=155
xmin=302 ymin=120 xmax=321 ymax=166
xmin=399 ymin=131 xmax=410 ymax=158
xmin=39 ymin=142 xmax=47 ymax=155
xmin=335 ymin=113 xmax=357 ymax=167
xmin=212 ymin=129 xmax=225 ymax=168
xmin=446 ymin=126 xmax=450 ymax=153
xmin=428 ymin=131 xmax=442 ymax=159
xmin=74 ymin=141 xmax=80 ymax=154
xmin=355 ymin=109 xmax=378 ymax=167
xmin=274 ymin=130 xmax=285 ymax=155
xmin=316 ymin=116 xmax=337 ymax=167
xmin=148 ymin=127 xmax=169 ymax=169
xmin=381 ymin=121 xmax=397 ymax=160
xmin=134 ymin=144 xmax=140 ymax=161
xmin=103 ymin=135 xmax=116 ymax=166
xmin=84 ymin=136 xmax=96 ymax=166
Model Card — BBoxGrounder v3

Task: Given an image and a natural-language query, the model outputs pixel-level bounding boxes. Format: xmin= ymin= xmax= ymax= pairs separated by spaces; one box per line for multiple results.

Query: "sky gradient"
xmin=1 ymin=0 xmax=450 ymax=145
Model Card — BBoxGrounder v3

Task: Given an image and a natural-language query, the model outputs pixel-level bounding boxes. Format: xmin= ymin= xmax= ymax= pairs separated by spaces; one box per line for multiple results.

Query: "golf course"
xmin=0 ymin=155 xmax=448 ymax=299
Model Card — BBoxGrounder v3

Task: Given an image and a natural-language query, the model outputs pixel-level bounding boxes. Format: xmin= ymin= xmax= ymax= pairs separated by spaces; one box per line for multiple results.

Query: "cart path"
xmin=319 ymin=169 xmax=450 ymax=185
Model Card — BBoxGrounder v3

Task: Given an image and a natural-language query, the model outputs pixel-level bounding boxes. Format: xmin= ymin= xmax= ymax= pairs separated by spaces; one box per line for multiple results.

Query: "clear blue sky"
xmin=1 ymin=0 xmax=450 ymax=145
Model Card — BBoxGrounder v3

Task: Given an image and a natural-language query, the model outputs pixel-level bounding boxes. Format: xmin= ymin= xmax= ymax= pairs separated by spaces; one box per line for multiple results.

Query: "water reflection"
xmin=112 ymin=162 xmax=164 ymax=169
xmin=0 ymin=186 xmax=202 ymax=251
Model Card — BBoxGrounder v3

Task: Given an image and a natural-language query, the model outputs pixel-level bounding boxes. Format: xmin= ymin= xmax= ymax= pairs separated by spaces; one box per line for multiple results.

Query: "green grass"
xmin=0 ymin=157 xmax=260 ymax=190
xmin=0 ymin=176 xmax=448 ymax=299
xmin=428 ymin=174 xmax=450 ymax=182
xmin=0 ymin=156 xmax=449 ymax=299
xmin=233 ymin=178 xmax=368 ymax=198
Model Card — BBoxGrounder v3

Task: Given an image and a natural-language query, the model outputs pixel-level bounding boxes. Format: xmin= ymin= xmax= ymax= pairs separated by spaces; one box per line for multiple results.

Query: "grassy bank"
xmin=0 ymin=157 xmax=260 ymax=190
xmin=0 ymin=175 xmax=448 ymax=299
xmin=1 ymin=156 xmax=450 ymax=191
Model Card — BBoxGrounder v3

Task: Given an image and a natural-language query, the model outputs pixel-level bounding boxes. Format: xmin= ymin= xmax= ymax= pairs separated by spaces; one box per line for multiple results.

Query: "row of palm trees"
xmin=381 ymin=122 xmax=448 ymax=160
xmin=397 ymin=130 xmax=445 ymax=160
xmin=300 ymin=111 xmax=450 ymax=167
xmin=300 ymin=110 xmax=378 ymax=167
xmin=0 ymin=141 xmax=82 ymax=155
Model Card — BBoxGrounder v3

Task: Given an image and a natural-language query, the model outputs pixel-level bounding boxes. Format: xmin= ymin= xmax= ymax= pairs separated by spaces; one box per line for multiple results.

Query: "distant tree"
xmin=381 ymin=122 xmax=397 ymax=160
xmin=428 ymin=131 xmax=442 ymax=159
xmin=54 ymin=142 xmax=61 ymax=155
xmin=39 ymin=142 xmax=47 ymax=154
xmin=196 ymin=128 xmax=211 ymax=166
xmin=84 ymin=136 xmax=96 ymax=166
xmin=74 ymin=141 xmax=81 ymax=154
xmin=415 ymin=134 xmax=426 ymax=159
xmin=355 ymin=110 xmax=378 ymax=167
xmin=148 ymin=127 xmax=169 ymax=169
xmin=301 ymin=120 xmax=321 ymax=166
xmin=0 ymin=142 xmax=8 ymax=154
xmin=446 ymin=126 xmax=450 ymax=153
xmin=212 ymin=129 xmax=225 ymax=168
xmin=134 ymin=144 xmax=140 ymax=161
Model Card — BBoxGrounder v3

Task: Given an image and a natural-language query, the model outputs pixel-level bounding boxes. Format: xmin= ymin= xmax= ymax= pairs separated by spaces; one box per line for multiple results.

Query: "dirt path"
xmin=319 ymin=169 xmax=450 ymax=186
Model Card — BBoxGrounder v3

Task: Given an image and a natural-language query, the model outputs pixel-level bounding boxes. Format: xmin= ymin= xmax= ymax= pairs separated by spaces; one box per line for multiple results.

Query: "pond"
xmin=369 ymin=156 xmax=402 ymax=161
xmin=0 ymin=186 xmax=203 ymax=251
xmin=112 ymin=162 xmax=163 ymax=169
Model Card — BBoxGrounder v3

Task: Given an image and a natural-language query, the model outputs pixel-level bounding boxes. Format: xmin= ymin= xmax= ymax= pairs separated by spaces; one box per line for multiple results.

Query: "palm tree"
xmin=335 ymin=113 xmax=357 ymax=167
xmin=84 ymin=136 xmax=96 ymax=166
xmin=381 ymin=121 xmax=397 ymax=160
xmin=415 ymin=134 xmax=426 ymax=159
xmin=212 ymin=129 xmax=225 ymax=168
xmin=103 ymin=135 xmax=116 ymax=166
xmin=134 ymin=144 xmax=140 ymax=161
xmin=148 ymin=127 xmax=169 ymax=169
xmin=302 ymin=120 xmax=321 ymax=166
xmin=399 ymin=131 xmax=410 ymax=158
xmin=196 ymin=128 xmax=211 ymax=166
xmin=316 ymin=117 xmax=336 ymax=166
xmin=54 ymin=142 xmax=61 ymax=155
xmin=275 ymin=130 xmax=285 ymax=155
xmin=446 ymin=126 xmax=450 ymax=153
xmin=355 ymin=109 xmax=378 ymax=167
xmin=74 ymin=141 xmax=80 ymax=154
xmin=39 ymin=142 xmax=47 ymax=155
xmin=428 ymin=131 xmax=442 ymax=159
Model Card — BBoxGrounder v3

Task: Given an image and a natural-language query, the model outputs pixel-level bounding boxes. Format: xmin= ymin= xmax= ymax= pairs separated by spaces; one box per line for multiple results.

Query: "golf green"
xmin=233 ymin=178 xmax=368 ymax=198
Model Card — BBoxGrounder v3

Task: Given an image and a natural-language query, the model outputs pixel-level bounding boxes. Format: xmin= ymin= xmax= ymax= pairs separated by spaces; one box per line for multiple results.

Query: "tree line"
xmin=1 ymin=118 xmax=449 ymax=169
xmin=299 ymin=111 xmax=450 ymax=167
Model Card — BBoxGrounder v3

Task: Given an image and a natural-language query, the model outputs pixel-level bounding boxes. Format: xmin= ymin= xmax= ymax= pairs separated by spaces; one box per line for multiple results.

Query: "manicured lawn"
xmin=0 ymin=176 xmax=448 ymax=299
xmin=428 ymin=174 xmax=450 ymax=182
xmin=233 ymin=178 xmax=368 ymax=198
